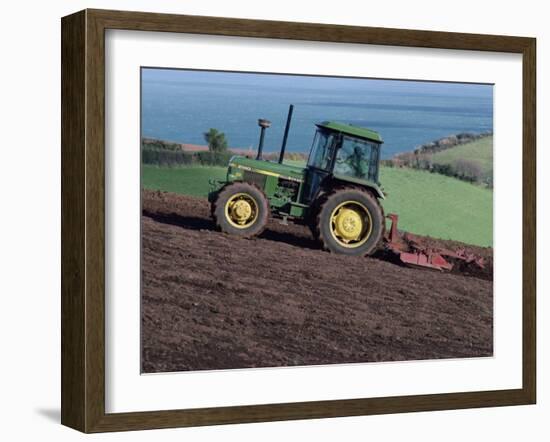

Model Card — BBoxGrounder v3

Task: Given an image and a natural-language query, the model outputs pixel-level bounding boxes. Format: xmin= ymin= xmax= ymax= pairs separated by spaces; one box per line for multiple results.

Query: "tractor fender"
xmin=361 ymin=183 xmax=385 ymax=200
xmin=207 ymin=179 xmax=229 ymax=202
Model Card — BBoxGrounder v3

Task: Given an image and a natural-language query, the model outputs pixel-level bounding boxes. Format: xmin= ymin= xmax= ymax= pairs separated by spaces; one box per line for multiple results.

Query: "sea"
xmin=141 ymin=68 xmax=493 ymax=159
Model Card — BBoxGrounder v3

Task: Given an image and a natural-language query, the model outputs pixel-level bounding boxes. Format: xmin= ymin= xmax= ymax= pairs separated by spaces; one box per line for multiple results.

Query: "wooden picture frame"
xmin=61 ymin=8 xmax=536 ymax=433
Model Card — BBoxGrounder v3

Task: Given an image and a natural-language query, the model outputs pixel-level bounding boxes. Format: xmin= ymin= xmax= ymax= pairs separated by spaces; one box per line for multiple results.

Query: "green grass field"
xmin=142 ymin=164 xmax=493 ymax=246
xmin=431 ymin=136 xmax=493 ymax=179
xmin=379 ymin=167 xmax=492 ymax=246
xmin=142 ymin=165 xmax=227 ymax=197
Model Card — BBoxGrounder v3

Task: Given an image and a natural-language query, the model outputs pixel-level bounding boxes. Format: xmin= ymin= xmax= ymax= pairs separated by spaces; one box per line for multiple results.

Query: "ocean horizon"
xmin=141 ymin=68 xmax=493 ymax=159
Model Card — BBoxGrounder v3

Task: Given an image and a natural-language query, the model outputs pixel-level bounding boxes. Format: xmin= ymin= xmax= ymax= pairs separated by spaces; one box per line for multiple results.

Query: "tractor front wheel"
xmin=316 ymin=188 xmax=384 ymax=256
xmin=212 ymin=182 xmax=269 ymax=237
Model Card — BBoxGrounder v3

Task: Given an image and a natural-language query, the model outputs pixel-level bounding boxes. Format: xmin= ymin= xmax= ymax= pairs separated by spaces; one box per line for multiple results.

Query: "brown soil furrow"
xmin=141 ymin=190 xmax=493 ymax=373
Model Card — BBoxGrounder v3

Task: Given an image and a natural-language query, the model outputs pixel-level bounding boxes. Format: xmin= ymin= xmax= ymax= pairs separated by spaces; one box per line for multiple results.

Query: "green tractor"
xmin=208 ymin=105 xmax=386 ymax=256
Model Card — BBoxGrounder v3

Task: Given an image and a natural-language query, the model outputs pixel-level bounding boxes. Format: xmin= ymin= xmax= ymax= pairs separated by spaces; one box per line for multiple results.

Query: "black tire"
xmin=212 ymin=182 xmax=269 ymax=237
xmin=315 ymin=187 xmax=384 ymax=256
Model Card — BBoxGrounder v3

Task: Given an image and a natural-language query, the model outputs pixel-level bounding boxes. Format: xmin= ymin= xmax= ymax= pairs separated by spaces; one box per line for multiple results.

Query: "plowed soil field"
xmin=141 ymin=190 xmax=493 ymax=373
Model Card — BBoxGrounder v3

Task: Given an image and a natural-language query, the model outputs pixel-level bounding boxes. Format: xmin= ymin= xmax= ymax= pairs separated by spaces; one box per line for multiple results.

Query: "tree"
xmin=203 ymin=128 xmax=228 ymax=153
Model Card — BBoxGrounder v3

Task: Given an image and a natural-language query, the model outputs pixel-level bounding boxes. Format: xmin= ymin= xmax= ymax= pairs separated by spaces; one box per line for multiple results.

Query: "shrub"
xmin=431 ymin=163 xmax=454 ymax=176
xmin=194 ymin=150 xmax=233 ymax=166
xmin=394 ymin=151 xmax=415 ymax=167
xmin=142 ymin=147 xmax=232 ymax=167
xmin=451 ymin=159 xmax=483 ymax=183
xmin=142 ymin=149 xmax=194 ymax=167
xmin=141 ymin=138 xmax=182 ymax=152
xmin=416 ymin=152 xmax=433 ymax=169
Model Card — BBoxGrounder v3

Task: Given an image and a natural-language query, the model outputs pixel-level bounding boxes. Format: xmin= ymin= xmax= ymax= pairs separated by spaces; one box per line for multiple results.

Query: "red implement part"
xmin=384 ymin=213 xmax=485 ymax=272
xmin=398 ymin=251 xmax=454 ymax=271
xmin=438 ymin=248 xmax=486 ymax=269
xmin=386 ymin=213 xmax=400 ymax=243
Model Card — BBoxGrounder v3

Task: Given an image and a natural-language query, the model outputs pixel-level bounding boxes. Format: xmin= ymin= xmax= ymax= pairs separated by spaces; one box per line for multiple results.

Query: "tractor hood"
xmin=228 ymin=156 xmax=305 ymax=182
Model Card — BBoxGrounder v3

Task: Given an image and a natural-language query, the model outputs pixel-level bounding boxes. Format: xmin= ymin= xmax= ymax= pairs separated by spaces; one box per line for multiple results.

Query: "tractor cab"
xmin=303 ymin=121 xmax=383 ymax=204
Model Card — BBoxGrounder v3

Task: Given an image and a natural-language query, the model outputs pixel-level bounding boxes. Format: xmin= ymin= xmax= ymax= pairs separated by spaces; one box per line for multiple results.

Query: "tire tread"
xmin=315 ymin=185 xmax=385 ymax=256
xmin=212 ymin=182 xmax=269 ymax=237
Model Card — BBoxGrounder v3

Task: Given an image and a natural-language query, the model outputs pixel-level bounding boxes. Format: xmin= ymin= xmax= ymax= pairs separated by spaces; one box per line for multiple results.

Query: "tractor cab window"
xmin=334 ymin=136 xmax=379 ymax=181
xmin=308 ymin=130 xmax=337 ymax=171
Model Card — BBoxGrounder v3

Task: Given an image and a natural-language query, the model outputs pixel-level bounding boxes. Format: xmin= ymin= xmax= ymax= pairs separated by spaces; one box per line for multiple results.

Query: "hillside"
xmin=142 ymin=164 xmax=493 ymax=246
xmin=387 ymin=134 xmax=493 ymax=187
xmin=380 ymin=167 xmax=492 ymax=246
xmin=431 ymin=136 xmax=493 ymax=183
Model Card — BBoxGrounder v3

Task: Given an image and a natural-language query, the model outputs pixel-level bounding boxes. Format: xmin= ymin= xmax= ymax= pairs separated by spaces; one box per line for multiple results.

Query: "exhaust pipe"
xmin=278 ymin=104 xmax=294 ymax=164
xmin=256 ymin=118 xmax=271 ymax=160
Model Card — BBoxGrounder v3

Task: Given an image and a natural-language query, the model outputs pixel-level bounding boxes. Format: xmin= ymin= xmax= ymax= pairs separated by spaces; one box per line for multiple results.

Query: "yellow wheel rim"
xmin=224 ymin=193 xmax=259 ymax=229
xmin=329 ymin=200 xmax=373 ymax=248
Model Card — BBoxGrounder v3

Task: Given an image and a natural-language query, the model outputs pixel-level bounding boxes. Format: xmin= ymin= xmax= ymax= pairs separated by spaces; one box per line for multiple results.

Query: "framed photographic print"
xmin=61 ymin=9 xmax=536 ymax=433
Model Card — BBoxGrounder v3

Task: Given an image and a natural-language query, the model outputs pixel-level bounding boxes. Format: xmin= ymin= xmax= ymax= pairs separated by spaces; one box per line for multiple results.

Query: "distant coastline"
xmin=407 ymin=131 xmax=492 ymax=156
xmin=142 ymin=69 xmax=493 ymax=158
xmin=382 ymin=132 xmax=494 ymax=187
xmin=141 ymin=137 xmax=307 ymax=167
xmin=143 ymin=131 xmax=491 ymax=164
xmin=142 ymin=137 xmax=308 ymax=159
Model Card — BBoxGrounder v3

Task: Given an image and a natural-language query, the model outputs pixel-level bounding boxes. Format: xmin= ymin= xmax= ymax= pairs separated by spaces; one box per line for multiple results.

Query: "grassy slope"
xmin=142 ymin=164 xmax=493 ymax=247
xmin=142 ymin=165 xmax=227 ymax=197
xmin=431 ymin=136 xmax=493 ymax=176
xmin=380 ymin=167 xmax=492 ymax=246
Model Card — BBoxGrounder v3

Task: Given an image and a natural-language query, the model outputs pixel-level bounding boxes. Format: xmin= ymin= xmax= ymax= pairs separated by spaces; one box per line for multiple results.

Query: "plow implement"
xmin=384 ymin=214 xmax=486 ymax=272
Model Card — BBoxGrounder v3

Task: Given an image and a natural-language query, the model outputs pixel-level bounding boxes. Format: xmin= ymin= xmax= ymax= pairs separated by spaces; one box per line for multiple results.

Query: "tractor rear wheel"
xmin=212 ymin=182 xmax=269 ymax=237
xmin=315 ymin=188 xmax=384 ymax=256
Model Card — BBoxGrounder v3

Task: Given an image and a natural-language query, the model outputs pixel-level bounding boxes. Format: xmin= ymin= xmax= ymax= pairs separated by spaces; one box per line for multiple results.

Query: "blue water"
xmin=141 ymin=69 xmax=493 ymax=159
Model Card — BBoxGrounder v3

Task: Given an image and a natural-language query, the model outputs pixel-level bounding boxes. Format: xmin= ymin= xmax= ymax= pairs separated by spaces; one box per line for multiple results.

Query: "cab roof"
xmin=316 ymin=121 xmax=383 ymax=143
